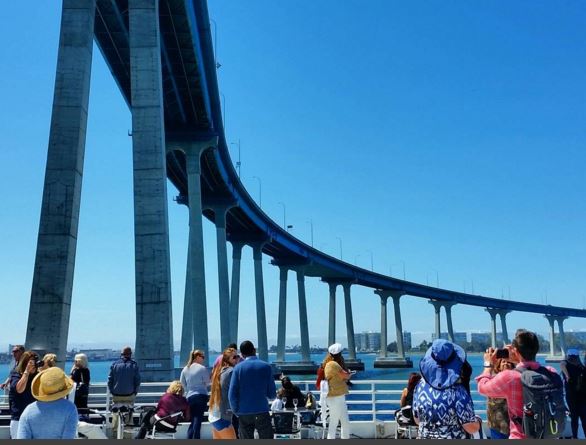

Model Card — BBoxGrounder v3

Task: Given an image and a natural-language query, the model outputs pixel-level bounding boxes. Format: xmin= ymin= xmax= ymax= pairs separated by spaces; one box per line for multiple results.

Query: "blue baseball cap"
xmin=566 ymin=348 xmax=580 ymax=357
xmin=419 ymin=339 xmax=466 ymax=390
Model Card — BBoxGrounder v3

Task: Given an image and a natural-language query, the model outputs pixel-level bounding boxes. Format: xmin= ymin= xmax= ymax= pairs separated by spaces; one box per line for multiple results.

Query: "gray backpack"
xmin=517 ymin=366 xmax=566 ymax=439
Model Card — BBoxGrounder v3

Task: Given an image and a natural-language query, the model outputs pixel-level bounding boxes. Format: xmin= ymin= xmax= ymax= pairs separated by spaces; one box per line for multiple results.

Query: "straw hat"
xmin=31 ymin=367 xmax=74 ymax=402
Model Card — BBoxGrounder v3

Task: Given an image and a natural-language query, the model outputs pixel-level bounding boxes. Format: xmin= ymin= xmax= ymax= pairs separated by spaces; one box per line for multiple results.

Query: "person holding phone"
xmin=486 ymin=358 xmax=514 ymax=439
xmin=323 ymin=343 xmax=352 ymax=439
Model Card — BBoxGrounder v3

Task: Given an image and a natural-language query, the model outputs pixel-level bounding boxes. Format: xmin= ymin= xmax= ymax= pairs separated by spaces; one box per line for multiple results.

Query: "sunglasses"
xmin=12 ymin=350 xmax=20 ymax=354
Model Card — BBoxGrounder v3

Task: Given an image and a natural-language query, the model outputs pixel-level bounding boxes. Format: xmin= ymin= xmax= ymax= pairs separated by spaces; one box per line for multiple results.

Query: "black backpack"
xmin=517 ymin=366 xmax=567 ymax=439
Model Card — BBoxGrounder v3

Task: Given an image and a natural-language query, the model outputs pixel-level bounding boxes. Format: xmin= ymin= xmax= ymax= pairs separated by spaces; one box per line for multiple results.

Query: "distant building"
xmin=403 ymin=331 xmax=412 ymax=350
xmin=470 ymin=332 xmax=490 ymax=344
xmin=367 ymin=332 xmax=381 ymax=352
xmin=431 ymin=332 xmax=467 ymax=345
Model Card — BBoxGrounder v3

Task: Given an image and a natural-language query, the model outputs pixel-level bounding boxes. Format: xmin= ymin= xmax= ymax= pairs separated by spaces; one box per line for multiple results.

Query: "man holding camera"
xmin=476 ymin=329 xmax=563 ymax=439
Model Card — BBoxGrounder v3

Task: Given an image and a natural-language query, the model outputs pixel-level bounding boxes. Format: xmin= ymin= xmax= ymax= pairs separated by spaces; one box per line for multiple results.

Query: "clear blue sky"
xmin=0 ymin=1 xmax=585 ymax=352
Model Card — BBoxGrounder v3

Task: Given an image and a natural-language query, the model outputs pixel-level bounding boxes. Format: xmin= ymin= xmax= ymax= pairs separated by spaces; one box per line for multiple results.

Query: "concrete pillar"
xmin=328 ymin=282 xmax=337 ymax=346
xmin=175 ymin=139 xmax=217 ymax=368
xmin=342 ymin=283 xmax=357 ymax=360
xmin=391 ymin=292 xmax=406 ymax=359
xmin=499 ymin=311 xmax=510 ymax=345
xmin=444 ymin=302 xmax=456 ymax=343
xmin=129 ymin=0 xmax=174 ymax=379
xmin=545 ymin=315 xmax=556 ymax=356
xmin=557 ymin=317 xmax=567 ymax=356
xmin=296 ymin=268 xmax=311 ymax=362
xmin=252 ymin=243 xmax=268 ymax=362
xmin=25 ymin=0 xmax=96 ymax=366
xmin=429 ymin=300 xmax=443 ymax=340
xmin=377 ymin=292 xmax=389 ymax=358
xmin=229 ymin=242 xmax=243 ymax=342
xmin=179 ymin=243 xmax=192 ymax=365
xmin=276 ymin=266 xmax=288 ymax=362
xmin=485 ymin=308 xmax=499 ymax=349
xmin=213 ymin=206 xmax=231 ymax=348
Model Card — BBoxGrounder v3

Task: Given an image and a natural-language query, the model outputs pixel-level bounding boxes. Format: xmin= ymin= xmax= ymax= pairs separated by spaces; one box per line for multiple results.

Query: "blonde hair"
xmin=209 ymin=348 xmax=236 ymax=411
xmin=75 ymin=353 xmax=88 ymax=369
xmin=186 ymin=349 xmax=205 ymax=367
xmin=166 ymin=380 xmax=184 ymax=395
xmin=42 ymin=353 xmax=57 ymax=368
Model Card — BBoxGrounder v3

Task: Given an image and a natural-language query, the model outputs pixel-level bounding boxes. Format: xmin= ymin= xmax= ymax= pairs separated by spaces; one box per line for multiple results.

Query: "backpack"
xmin=516 ymin=366 xmax=566 ymax=439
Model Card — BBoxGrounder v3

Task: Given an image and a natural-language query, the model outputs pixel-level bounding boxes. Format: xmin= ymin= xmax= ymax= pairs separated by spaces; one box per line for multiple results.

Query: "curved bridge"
xmin=25 ymin=0 xmax=585 ymax=379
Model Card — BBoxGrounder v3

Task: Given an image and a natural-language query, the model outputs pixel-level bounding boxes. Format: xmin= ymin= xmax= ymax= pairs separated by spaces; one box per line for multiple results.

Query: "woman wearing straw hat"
xmin=16 ymin=367 xmax=79 ymax=439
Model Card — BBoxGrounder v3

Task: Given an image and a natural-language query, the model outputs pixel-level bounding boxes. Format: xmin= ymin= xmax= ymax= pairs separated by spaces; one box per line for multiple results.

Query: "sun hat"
xmin=328 ymin=343 xmax=343 ymax=355
xmin=419 ymin=339 xmax=466 ymax=390
xmin=567 ymin=348 xmax=580 ymax=357
xmin=31 ymin=367 xmax=74 ymax=402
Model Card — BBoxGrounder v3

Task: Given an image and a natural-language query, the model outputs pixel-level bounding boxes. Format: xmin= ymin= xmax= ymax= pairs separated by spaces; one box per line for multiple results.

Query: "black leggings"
xmin=567 ymin=396 xmax=586 ymax=438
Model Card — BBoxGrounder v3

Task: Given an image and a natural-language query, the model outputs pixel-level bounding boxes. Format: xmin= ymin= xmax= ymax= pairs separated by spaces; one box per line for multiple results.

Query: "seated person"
xmin=276 ymin=376 xmax=305 ymax=409
xmin=135 ymin=381 xmax=190 ymax=439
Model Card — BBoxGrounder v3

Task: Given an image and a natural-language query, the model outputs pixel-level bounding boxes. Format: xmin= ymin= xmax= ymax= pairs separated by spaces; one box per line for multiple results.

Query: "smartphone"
xmin=495 ymin=348 xmax=509 ymax=359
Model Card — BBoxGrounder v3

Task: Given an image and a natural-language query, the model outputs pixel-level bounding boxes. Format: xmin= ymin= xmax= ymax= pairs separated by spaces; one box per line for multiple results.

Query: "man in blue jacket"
xmin=107 ymin=346 xmax=141 ymax=437
xmin=228 ymin=340 xmax=276 ymax=439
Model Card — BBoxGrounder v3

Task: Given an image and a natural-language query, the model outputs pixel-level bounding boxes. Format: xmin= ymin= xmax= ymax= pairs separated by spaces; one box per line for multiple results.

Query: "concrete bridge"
xmin=25 ymin=0 xmax=586 ymax=380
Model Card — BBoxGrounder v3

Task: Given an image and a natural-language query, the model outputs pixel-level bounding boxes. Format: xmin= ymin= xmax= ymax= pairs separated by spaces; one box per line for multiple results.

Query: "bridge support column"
xmin=328 ymin=282 xmax=337 ymax=346
xmin=444 ymin=302 xmax=457 ymax=343
xmin=557 ymin=317 xmax=568 ymax=357
xmin=391 ymin=292 xmax=406 ymax=359
xmin=176 ymin=140 xmax=217 ymax=369
xmin=252 ymin=243 xmax=268 ymax=362
xmin=485 ymin=308 xmax=499 ymax=349
xmin=374 ymin=291 xmax=412 ymax=368
xmin=296 ymin=268 xmax=311 ymax=362
xmin=25 ymin=0 xmax=96 ymax=367
xmin=129 ymin=0 xmax=175 ymax=379
xmin=212 ymin=205 xmax=232 ymax=349
xmin=545 ymin=315 xmax=556 ymax=357
xmin=499 ymin=310 xmax=511 ymax=345
xmin=276 ymin=266 xmax=288 ymax=362
xmin=229 ymin=242 xmax=243 ymax=342
xmin=342 ymin=283 xmax=357 ymax=360
xmin=342 ymin=283 xmax=364 ymax=370
xmin=180 ymin=242 xmax=192 ymax=365
xmin=429 ymin=300 xmax=443 ymax=340
xmin=376 ymin=293 xmax=389 ymax=358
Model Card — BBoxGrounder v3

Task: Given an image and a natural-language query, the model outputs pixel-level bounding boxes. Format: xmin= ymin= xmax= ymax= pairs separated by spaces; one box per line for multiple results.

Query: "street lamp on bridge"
xmin=390 ymin=261 xmax=406 ymax=280
xmin=306 ymin=219 xmax=314 ymax=247
xmin=277 ymin=202 xmax=286 ymax=229
xmin=252 ymin=175 xmax=262 ymax=208
xmin=366 ymin=249 xmax=374 ymax=271
xmin=230 ymin=140 xmax=241 ymax=177
xmin=336 ymin=237 xmax=343 ymax=260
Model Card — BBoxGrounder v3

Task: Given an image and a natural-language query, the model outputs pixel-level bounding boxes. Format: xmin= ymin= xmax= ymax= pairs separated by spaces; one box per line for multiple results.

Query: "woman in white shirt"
xmin=180 ymin=350 xmax=210 ymax=439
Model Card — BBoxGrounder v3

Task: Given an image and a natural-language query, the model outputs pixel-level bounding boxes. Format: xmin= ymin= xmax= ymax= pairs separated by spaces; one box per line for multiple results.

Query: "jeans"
xmin=490 ymin=428 xmax=509 ymax=439
xmin=187 ymin=394 xmax=209 ymax=439
xmin=327 ymin=394 xmax=351 ymax=439
xmin=238 ymin=412 xmax=274 ymax=439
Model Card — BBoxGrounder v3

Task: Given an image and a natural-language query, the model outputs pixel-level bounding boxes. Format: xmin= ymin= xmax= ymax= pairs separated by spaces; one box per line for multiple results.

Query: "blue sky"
xmin=0 ymin=1 xmax=585 ymax=352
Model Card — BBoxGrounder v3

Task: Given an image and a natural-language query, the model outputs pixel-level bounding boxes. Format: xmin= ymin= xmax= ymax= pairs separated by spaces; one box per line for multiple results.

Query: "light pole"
xmin=306 ymin=219 xmax=314 ymax=247
xmin=336 ymin=237 xmax=343 ymax=260
xmin=277 ymin=202 xmax=286 ymax=229
xmin=366 ymin=250 xmax=374 ymax=271
xmin=252 ymin=175 xmax=261 ymax=208
xmin=230 ymin=140 xmax=241 ymax=177
xmin=209 ymin=18 xmax=220 ymax=69
xmin=430 ymin=268 xmax=439 ymax=287
xmin=354 ymin=254 xmax=361 ymax=266
xmin=220 ymin=92 xmax=226 ymax=132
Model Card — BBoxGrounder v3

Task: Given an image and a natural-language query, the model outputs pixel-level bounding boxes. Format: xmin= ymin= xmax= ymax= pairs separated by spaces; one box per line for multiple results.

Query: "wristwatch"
xmin=483 ymin=361 xmax=491 ymax=368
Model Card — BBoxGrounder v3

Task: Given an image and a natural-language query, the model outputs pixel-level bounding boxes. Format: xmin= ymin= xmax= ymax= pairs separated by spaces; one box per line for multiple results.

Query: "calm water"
xmin=0 ymin=352 xmax=559 ymax=383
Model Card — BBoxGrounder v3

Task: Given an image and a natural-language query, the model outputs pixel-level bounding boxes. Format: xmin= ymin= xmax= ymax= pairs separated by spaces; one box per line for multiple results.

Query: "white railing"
xmin=73 ymin=379 xmax=487 ymax=422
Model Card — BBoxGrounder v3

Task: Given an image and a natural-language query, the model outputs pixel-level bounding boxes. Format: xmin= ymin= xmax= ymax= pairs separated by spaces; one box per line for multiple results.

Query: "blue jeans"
xmin=187 ymin=394 xmax=208 ymax=439
xmin=490 ymin=428 xmax=509 ymax=439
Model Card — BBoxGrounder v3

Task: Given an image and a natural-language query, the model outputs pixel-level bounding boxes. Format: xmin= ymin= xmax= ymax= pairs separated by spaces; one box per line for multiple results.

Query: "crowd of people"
xmin=4 ymin=328 xmax=585 ymax=440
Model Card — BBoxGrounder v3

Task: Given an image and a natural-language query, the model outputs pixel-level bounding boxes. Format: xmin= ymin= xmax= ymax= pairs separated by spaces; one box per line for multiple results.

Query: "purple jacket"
xmin=156 ymin=393 xmax=190 ymax=426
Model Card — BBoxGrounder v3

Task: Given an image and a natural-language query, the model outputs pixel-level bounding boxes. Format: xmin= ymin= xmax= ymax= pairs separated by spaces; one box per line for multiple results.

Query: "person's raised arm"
xmin=16 ymin=360 xmax=35 ymax=394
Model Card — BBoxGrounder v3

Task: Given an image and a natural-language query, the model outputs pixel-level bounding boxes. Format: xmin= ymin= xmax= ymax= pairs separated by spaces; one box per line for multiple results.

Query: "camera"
xmin=495 ymin=348 xmax=509 ymax=359
xmin=35 ymin=360 xmax=44 ymax=368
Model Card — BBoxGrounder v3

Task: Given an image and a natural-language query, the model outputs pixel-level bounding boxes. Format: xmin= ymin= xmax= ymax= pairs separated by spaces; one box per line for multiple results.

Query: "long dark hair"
xmin=322 ymin=352 xmax=348 ymax=371
xmin=406 ymin=372 xmax=422 ymax=392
